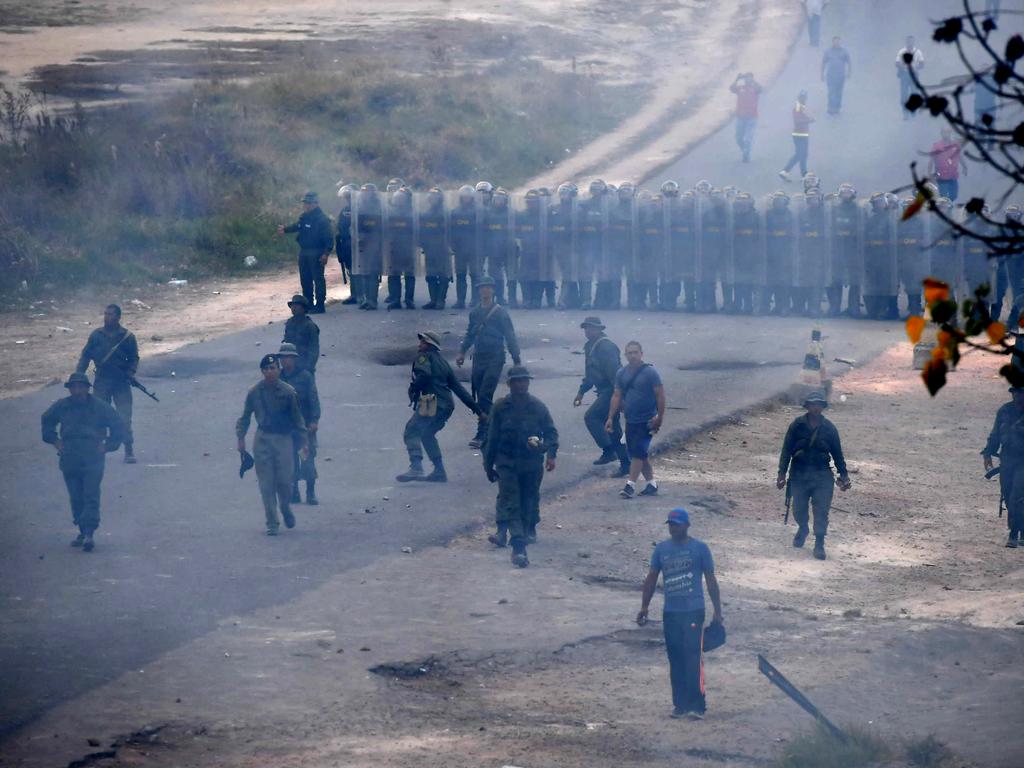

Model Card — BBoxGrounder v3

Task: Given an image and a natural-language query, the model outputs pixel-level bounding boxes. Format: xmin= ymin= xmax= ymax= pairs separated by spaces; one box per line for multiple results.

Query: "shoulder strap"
xmin=619 ymin=363 xmax=649 ymax=397
xmin=97 ymin=329 xmax=132 ymax=368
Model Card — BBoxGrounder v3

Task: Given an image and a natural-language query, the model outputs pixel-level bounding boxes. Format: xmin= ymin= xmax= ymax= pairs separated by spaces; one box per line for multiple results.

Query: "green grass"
xmin=775 ymin=724 xmax=890 ymax=768
xmin=0 ymin=60 xmax=644 ymax=294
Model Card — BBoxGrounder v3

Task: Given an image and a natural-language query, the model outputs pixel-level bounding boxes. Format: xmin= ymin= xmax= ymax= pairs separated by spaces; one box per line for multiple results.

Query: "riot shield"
xmin=729 ymin=196 xmax=761 ymax=314
xmin=896 ymin=201 xmax=929 ymax=315
xmin=634 ymin=194 xmax=661 ymax=309
xmin=828 ymin=195 xmax=864 ymax=315
xmin=537 ymin=193 xmax=552 ymax=285
xmin=352 ymin=189 xmax=385 ymax=278
xmin=796 ymin=194 xmax=828 ymax=316
xmin=928 ymin=206 xmax=960 ymax=299
xmin=474 ymin=190 xmax=488 ymax=280
xmin=862 ymin=199 xmax=898 ymax=318
xmin=416 ymin=191 xmax=451 ymax=279
xmin=666 ymin=195 xmax=697 ymax=310
xmin=764 ymin=196 xmax=797 ymax=314
xmin=447 ymin=190 xmax=477 ymax=280
xmin=697 ymin=194 xmax=726 ymax=310
xmin=512 ymin=192 xmax=544 ymax=307
xmin=963 ymin=212 xmax=995 ymax=301
xmin=385 ymin=189 xmax=418 ymax=278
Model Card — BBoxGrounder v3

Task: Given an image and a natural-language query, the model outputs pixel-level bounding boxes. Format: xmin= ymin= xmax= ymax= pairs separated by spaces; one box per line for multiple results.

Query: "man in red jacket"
xmin=779 ymin=91 xmax=814 ymax=183
xmin=729 ymin=72 xmax=762 ymax=163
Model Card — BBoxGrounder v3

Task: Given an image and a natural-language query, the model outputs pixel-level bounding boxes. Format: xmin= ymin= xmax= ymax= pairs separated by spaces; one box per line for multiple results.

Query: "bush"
xmin=775 ymin=724 xmax=890 ymax=768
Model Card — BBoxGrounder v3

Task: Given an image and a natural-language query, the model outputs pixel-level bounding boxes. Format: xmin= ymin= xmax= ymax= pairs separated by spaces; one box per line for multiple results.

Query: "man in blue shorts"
xmin=638 ymin=508 xmax=723 ymax=719
xmin=606 ymin=340 xmax=665 ymax=498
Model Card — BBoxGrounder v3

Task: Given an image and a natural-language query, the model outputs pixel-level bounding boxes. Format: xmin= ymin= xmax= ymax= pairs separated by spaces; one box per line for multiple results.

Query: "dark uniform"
xmin=633 ymin=195 xmax=663 ymax=310
xmin=929 ymin=203 xmax=960 ymax=303
xmin=354 ymin=187 xmax=384 ymax=310
xmin=602 ymin=192 xmax=634 ymax=310
xmin=399 ymin=332 xmax=482 ymax=482
xmin=828 ymin=192 xmax=862 ymax=316
xmin=450 ymin=194 xmax=478 ymax=309
xmin=483 ymin=367 xmax=558 ymax=566
xmin=579 ymin=185 xmax=610 ymax=310
xmin=336 ymin=188 xmax=356 ymax=304
xmin=283 ymin=197 xmax=334 ymax=312
xmin=283 ymin=297 xmax=320 ymax=375
xmin=983 ymin=390 xmax=1024 ymax=546
xmin=662 ymin=190 xmax=696 ymax=311
xmin=795 ymin=195 xmax=826 ymax=316
xmin=460 ymin=288 xmax=521 ymax=446
xmin=41 ymin=373 xmax=124 ymax=549
xmin=863 ymin=196 xmax=897 ymax=320
xmin=236 ymin=361 xmax=307 ymax=534
xmin=76 ymin=322 xmax=139 ymax=460
xmin=576 ymin=318 xmax=628 ymax=472
xmin=549 ymin=193 xmax=579 ymax=309
xmin=386 ymin=190 xmax=417 ymax=310
xmin=897 ymin=206 xmax=928 ymax=316
xmin=777 ymin=395 xmax=849 ymax=559
xmin=280 ymin=345 xmax=321 ymax=505
xmin=698 ymin=195 xmax=727 ymax=312
xmin=764 ymin=197 xmax=795 ymax=315
xmin=731 ymin=197 xmax=761 ymax=314
xmin=516 ymin=192 xmax=546 ymax=308
xmin=419 ymin=191 xmax=451 ymax=309
xmin=484 ymin=192 xmax=513 ymax=304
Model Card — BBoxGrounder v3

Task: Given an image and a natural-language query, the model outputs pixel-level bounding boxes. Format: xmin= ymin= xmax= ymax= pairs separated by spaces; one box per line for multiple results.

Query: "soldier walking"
xmin=456 ymin=276 xmax=521 ymax=448
xmin=283 ymin=295 xmax=320 ymax=375
xmin=574 ymin=317 xmax=628 ymax=475
xmin=278 ymin=191 xmax=333 ymax=314
xmin=397 ymin=331 xmax=485 ymax=483
xmin=776 ymin=391 xmax=851 ymax=560
xmin=41 ymin=372 xmax=125 ymax=552
xmin=76 ymin=303 xmax=140 ymax=463
xmin=278 ymin=343 xmax=320 ymax=506
xmin=236 ymin=354 xmax=308 ymax=536
xmin=482 ymin=366 xmax=558 ymax=567
xmin=982 ymin=386 xmax=1024 ymax=548
xmin=607 ymin=341 xmax=665 ymax=499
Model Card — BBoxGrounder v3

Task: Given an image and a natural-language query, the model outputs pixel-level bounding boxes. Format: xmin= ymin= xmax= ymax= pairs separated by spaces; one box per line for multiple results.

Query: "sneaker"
xmin=778 ymin=170 xmax=791 ymax=182
xmin=526 ymin=526 xmax=537 ymax=544
xmin=639 ymin=483 xmax=658 ymax=497
xmin=396 ymin=466 xmax=425 ymax=482
xmin=124 ymin=454 xmax=137 ymax=465
xmin=266 ymin=527 xmax=279 ymax=536
xmin=82 ymin=534 xmax=94 ymax=552
xmin=468 ymin=437 xmax=483 ymax=449
xmin=687 ymin=711 xmax=705 ymax=721
xmin=671 ymin=709 xmax=687 ymax=719
xmin=593 ymin=450 xmax=617 ymax=466
xmin=70 ymin=533 xmax=85 ymax=548
xmin=792 ymin=528 xmax=808 ymax=548
xmin=341 ymin=296 xmax=359 ymax=305
xmin=620 ymin=483 xmax=635 ymax=499
xmin=282 ymin=508 xmax=296 ymax=529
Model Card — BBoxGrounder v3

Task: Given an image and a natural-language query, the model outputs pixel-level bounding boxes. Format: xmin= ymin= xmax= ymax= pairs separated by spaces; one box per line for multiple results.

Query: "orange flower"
xmin=905 ymin=315 xmax=926 ymax=344
xmin=923 ymin=278 xmax=950 ymax=306
xmin=986 ymin=321 xmax=1006 ymax=345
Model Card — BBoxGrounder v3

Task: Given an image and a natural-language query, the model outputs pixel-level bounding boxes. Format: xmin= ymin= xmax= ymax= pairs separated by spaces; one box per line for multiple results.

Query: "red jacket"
xmin=792 ymin=103 xmax=812 ymax=136
xmin=731 ymin=82 xmax=761 ymax=119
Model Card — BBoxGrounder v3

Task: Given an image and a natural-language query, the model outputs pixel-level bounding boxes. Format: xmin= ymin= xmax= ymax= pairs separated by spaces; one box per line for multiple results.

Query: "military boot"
xmin=82 ymin=534 xmax=95 ymax=552
xmin=793 ymin=527 xmax=808 ymax=548
xmin=124 ymin=443 xmax=137 ymax=464
xmin=282 ymin=506 xmax=297 ymax=529
xmin=422 ymin=278 xmax=437 ymax=310
xmin=424 ymin=460 xmax=448 ymax=483
xmin=507 ymin=280 xmax=519 ymax=308
xmin=510 ymin=539 xmax=529 ymax=568
xmin=468 ymin=423 xmax=487 ymax=449
xmin=579 ymin=281 xmax=593 ymax=310
xmin=70 ymin=532 xmax=85 ymax=548
xmin=291 ymin=482 xmax=302 ymax=504
xmin=306 ymin=480 xmax=318 ymax=506
xmin=396 ymin=461 xmax=425 ymax=482
xmin=386 ymin=276 xmax=403 ymax=310
xmin=488 ymin=524 xmax=509 ymax=548
xmin=437 ymin=279 xmax=449 ymax=310
xmin=1007 ymin=532 xmax=1019 ymax=548
xmin=453 ymin=274 xmax=467 ymax=309
xmin=404 ymin=275 xmax=416 ymax=309
xmin=593 ymin=447 xmax=617 ymax=465
xmin=526 ymin=523 xmax=538 ymax=544
xmin=813 ymin=536 xmax=826 ymax=560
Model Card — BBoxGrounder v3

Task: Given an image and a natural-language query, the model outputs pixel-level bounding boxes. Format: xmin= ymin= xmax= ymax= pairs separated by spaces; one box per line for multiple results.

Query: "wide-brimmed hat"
xmin=803 ymin=390 xmax=829 ymax=408
xmin=580 ymin=316 xmax=605 ymax=330
xmin=277 ymin=342 xmax=299 ymax=357
xmin=417 ymin=330 xmax=442 ymax=350
xmin=288 ymin=294 xmax=310 ymax=309
xmin=64 ymin=372 xmax=91 ymax=389
xmin=506 ymin=365 xmax=533 ymax=381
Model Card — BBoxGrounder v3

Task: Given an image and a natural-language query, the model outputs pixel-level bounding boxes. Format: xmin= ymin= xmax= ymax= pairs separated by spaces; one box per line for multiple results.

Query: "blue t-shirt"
xmin=650 ymin=537 xmax=714 ymax=613
xmin=615 ymin=363 xmax=662 ymax=424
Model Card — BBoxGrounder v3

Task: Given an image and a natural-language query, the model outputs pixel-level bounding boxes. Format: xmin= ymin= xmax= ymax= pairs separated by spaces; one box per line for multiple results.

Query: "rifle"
xmin=784 ymin=477 xmax=792 ymax=524
xmin=130 ymin=376 xmax=160 ymax=402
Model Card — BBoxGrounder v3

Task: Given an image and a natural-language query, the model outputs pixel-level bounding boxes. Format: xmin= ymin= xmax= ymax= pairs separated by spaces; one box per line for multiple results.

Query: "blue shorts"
xmin=625 ymin=422 xmax=653 ymax=460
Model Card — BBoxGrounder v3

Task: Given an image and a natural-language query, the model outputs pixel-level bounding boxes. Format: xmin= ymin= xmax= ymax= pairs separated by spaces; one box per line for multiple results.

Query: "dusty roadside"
xmin=5 ymin=342 xmax=1021 ymax=768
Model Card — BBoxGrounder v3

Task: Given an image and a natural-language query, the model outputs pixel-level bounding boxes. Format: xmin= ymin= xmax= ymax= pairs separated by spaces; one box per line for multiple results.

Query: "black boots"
xmin=306 ymin=480 xmax=318 ymax=505
xmin=488 ymin=524 xmax=509 ymax=547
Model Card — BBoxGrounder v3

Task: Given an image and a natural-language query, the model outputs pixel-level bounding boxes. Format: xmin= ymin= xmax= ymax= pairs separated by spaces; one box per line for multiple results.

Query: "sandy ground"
xmin=4 ymin=342 xmax=1022 ymax=768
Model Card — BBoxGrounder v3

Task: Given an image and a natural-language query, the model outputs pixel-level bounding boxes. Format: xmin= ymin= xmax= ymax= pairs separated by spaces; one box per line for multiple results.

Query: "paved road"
xmin=0 ymin=304 xmax=900 ymax=737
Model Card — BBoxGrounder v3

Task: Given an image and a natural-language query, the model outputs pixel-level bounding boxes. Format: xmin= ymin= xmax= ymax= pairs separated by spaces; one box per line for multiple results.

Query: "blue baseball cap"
xmin=666 ymin=508 xmax=690 ymax=525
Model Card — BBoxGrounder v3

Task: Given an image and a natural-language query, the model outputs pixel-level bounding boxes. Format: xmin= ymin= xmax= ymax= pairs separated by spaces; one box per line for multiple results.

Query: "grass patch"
xmin=775 ymin=724 xmax=890 ymax=768
xmin=0 ymin=59 xmax=644 ymax=295
xmin=905 ymin=734 xmax=956 ymax=767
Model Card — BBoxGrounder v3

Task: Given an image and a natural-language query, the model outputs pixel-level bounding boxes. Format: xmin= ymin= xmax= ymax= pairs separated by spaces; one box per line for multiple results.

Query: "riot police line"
xmin=334 ymin=178 xmax=1023 ymax=319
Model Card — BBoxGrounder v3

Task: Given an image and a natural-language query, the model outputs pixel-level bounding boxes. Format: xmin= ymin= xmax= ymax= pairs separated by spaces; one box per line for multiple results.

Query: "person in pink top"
xmin=928 ymin=127 xmax=967 ymax=201
xmin=729 ymin=72 xmax=762 ymax=163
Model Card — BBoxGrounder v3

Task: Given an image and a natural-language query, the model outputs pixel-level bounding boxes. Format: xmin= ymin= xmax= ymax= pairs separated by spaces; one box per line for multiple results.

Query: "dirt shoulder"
xmin=5 ymin=343 xmax=1022 ymax=768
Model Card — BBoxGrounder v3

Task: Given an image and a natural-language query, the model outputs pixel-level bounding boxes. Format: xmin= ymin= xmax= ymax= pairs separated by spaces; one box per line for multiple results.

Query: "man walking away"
xmin=821 ymin=36 xmax=851 ymax=115
xmin=278 ymin=191 xmax=333 ymax=314
xmin=982 ymin=386 xmax=1024 ymax=548
xmin=483 ymin=366 xmax=558 ymax=566
xmin=776 ymin=391 xmax=851 ymax=560
xmin=236 ymin=354 xmax=307 ymax=535
xmin=574 ymin=317 xmax=629 ymax=476
xmin=42 ymin=372 xmax=124 ymax=552
xmin=397 ymin=331 xmax=485 ymax=483
xmin=76 ymin=303 xmax=139 ymax=463
xmin=607 ymin=341 xmax=665 ymax=499
xmin=729 ymin=72 xmax=762 ymax=163
xmin=779 ymin=91 xmax=814 ymax=182
xmin=928 ymin=127 xmax=967 ymax=202
xmin=638 ymin=508 xmax=723 ymax=720
xmin=802 ymin=0 xmax=825 ymax=47
xmin=895 ymin=36 xmax=925 ymax=119
xmin=278 ymin=343 xmax=320 ymax=506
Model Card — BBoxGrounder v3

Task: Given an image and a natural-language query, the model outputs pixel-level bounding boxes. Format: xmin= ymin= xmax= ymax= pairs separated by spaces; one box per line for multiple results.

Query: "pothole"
xmin=369 ymin=347 xmax=419 ymax=366
xmin=369 ymin=656 xmax=448 ymax=679
xmin=676 ymin=360 xmax=797 ymax=372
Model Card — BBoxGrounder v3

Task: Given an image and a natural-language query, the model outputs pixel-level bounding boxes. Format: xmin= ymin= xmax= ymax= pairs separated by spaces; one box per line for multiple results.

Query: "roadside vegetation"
xmin=0 ymin=60 xmax=642 ymax=294
xmin=775 ymin=725 xmax=960 ymax=768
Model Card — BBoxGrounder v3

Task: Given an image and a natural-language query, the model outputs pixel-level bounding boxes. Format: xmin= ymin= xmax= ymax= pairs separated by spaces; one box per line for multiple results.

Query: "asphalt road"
xmin=0 ymin=304 xmax=901 ymax=737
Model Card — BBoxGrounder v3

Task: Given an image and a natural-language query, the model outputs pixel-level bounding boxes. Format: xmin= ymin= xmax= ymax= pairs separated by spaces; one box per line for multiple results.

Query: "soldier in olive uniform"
xmin=278 ymin=343 xmax=321 ymax=506
xmin=457 ymin=276 xmax=522 ymax=448
xmin=483 ymin=366 xmax=558 ymax=567
xmin=983 ymin=386 xmax=1024 ymax=547
xmin=278 ymin=191 xmax=334 ymax=314
xmin=236 ymin=354 xmax=308 ymax=535
xmin=574 ymin=317 xmax=628 ymax=475
xmin=76 ymin=303 xmax=140 ymax=463
xmin=41 ymin=372 xmax=125 ymax=552
xmin=283 ymin=294 xmax=320 ymax=375
xmin=397 ymin=331 xmax=485 ymax=483
xmin=776 ymin=391 xmax=851 ymax=561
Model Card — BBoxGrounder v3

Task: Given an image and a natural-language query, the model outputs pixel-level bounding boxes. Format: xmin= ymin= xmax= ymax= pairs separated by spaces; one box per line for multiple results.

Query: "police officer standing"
xmin=237 ymin=354 xmax=307 ymax=536
xmin=283 ymin=295 xmax=320 ymax=375
xmin=76 ymin=303 xmax=140 ymax=463
xmin=776 ymin=391 xmax=851 ymax=560
xmin=983 ymin=386 xmax=1024 ymax=548
xmin=574 ymin=317 xmax=628 ymax=475
xmin=483 ymin=366 xmax=558 ymax=567
xmin=41 ymin=372 xmax=125 ymax=552
xmin=457 ymin=276 xmax=522 ymax=448
xmin=278 ymin=343 xmax=320 ymax=506
xmin=278 ymin=191 xmax=333 ymax=314
xmin=336 ymin=185 xmax=358 ymax=305
xmin=397 ymin=331 xmax=485 ymax=483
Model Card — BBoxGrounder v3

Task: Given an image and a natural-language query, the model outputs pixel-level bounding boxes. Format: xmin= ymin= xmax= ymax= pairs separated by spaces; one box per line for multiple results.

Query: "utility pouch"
xmin=417 ymin=394 xmax=438 ymax=417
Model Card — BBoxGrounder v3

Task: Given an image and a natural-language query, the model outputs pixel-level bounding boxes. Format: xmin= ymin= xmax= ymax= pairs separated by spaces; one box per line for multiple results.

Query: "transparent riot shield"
xmin=963 ymin=211 xmax=995 ymax=302
xmin=861 ymin=199 xmax=898 ymax=318
xmin=722 ymin=193 xmax=736 ymax=309
xmin=351 ymin=189 xmax=385 ymax=279
xmin=896 ymin=201 xmax=928 ymax=315
xmin=385 ymin=189 xmax=417 ymax=278
xmin=796 ymin=194 xmax=828 ymax=316
xmin=537 ymin=193 xmax=552 ymax=285
xmin=827 ymin=195 xmax=864 ymax=315
xmin=447 ymin=189 xmax=477 ymax=282
xmin=511 ymin=192 xmax=540 ymax=306
xmin=416 ymin=191 xmax=451 ymax=279
xmin=473 ymin=190 xmax=488 ymax=280
xmin=728 ymin=197 xmax=759 ymax=314
xmin=928 ymin=206 xmax=959 ymax=299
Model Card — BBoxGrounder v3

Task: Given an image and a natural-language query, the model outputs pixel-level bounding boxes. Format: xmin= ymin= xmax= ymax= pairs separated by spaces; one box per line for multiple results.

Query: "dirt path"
xmin=5 ymin=342 xmax=1022 ymax=768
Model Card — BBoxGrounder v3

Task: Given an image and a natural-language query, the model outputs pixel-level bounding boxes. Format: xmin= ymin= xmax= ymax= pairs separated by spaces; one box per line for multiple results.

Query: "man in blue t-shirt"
xmin=606 ymin=340 xmax=665 ymax=498
xmin=638 ymin=508 xmax=723 ymax=719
